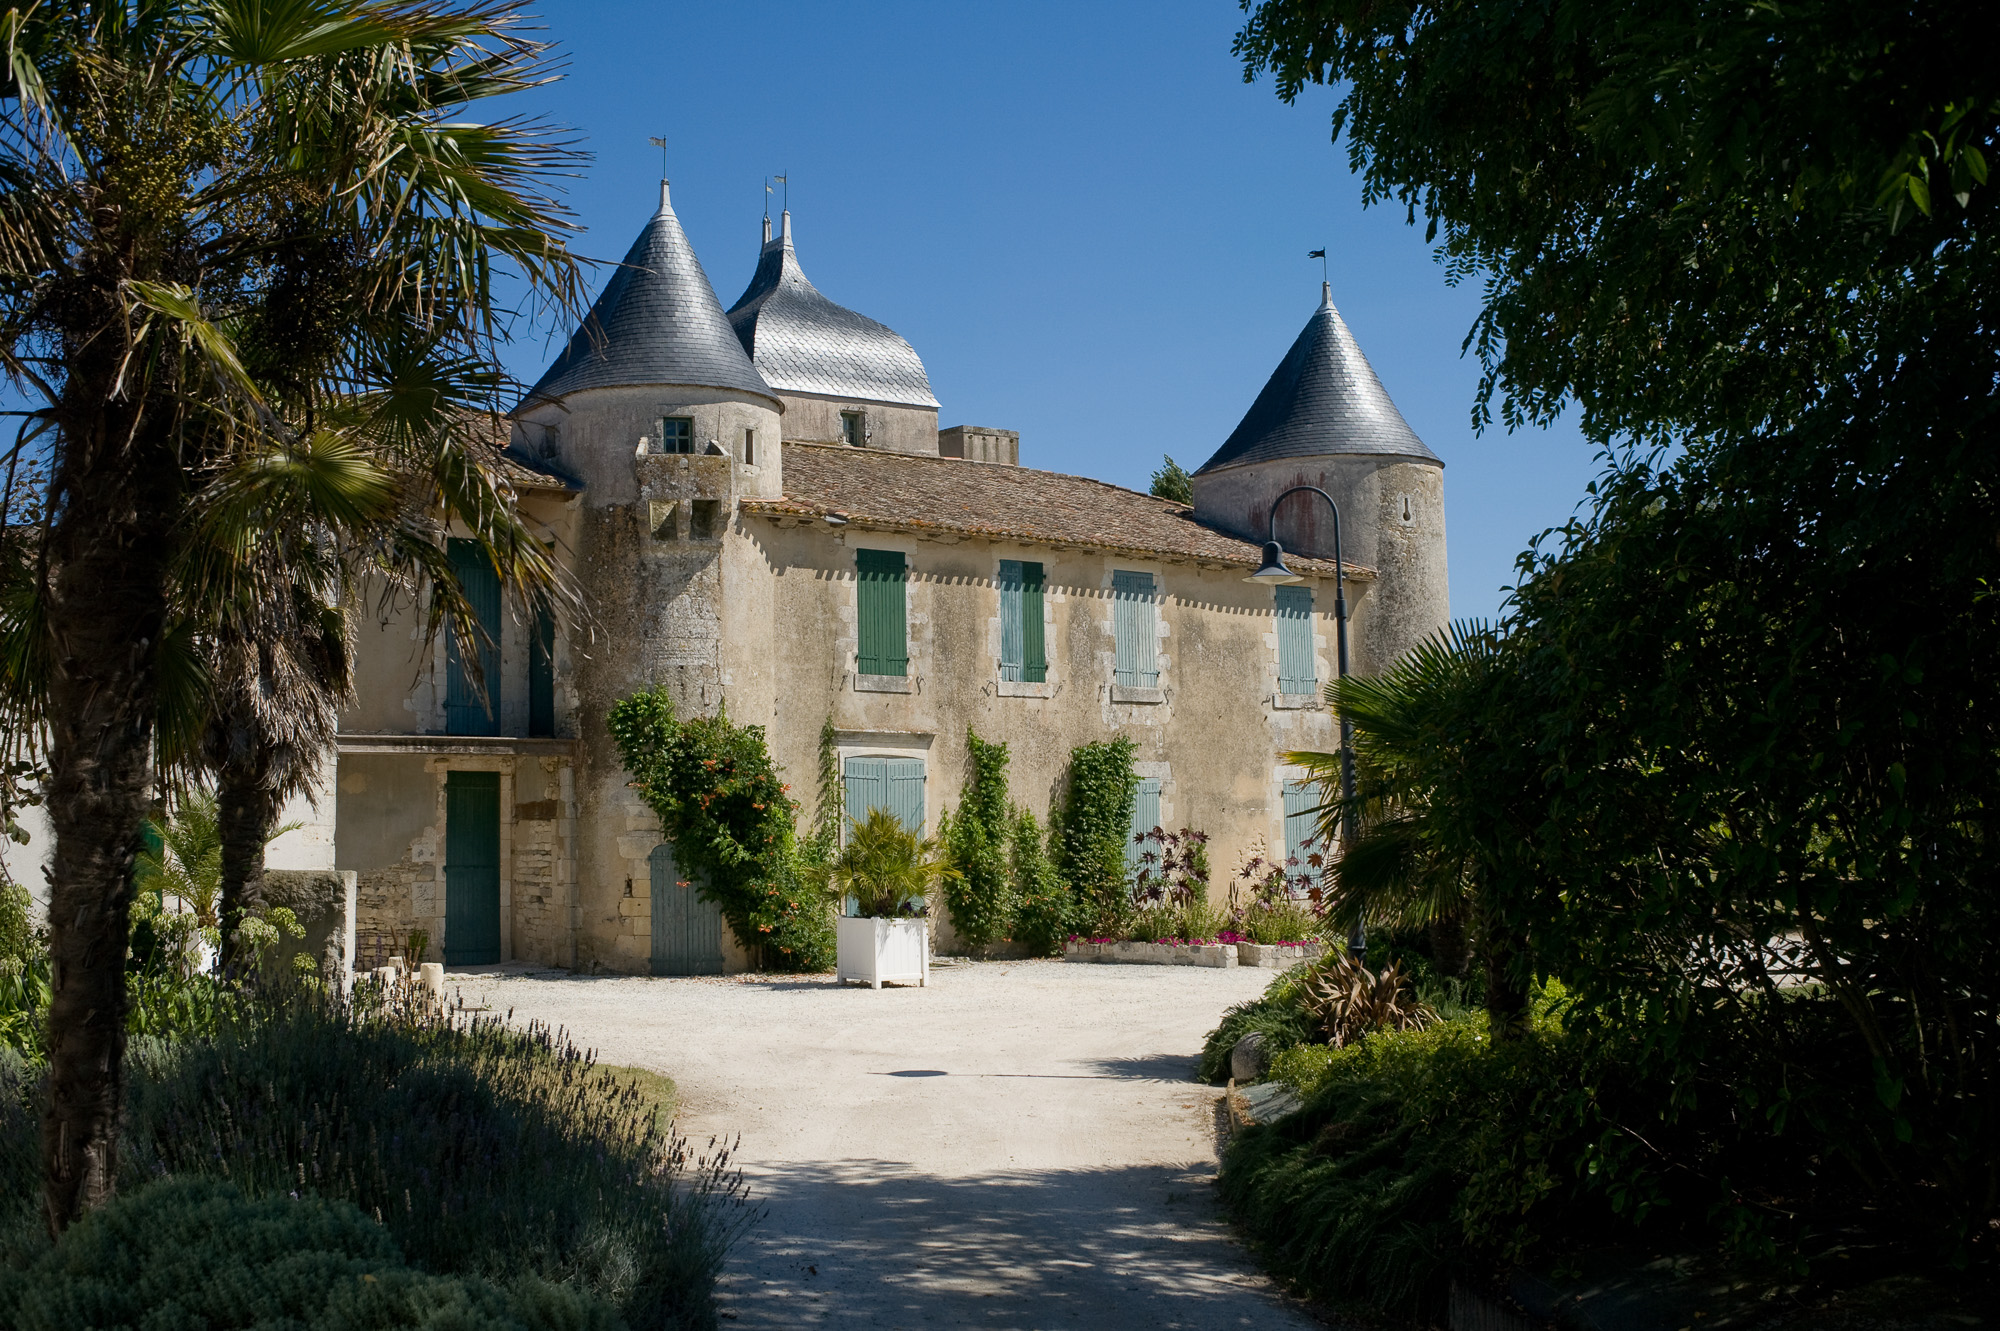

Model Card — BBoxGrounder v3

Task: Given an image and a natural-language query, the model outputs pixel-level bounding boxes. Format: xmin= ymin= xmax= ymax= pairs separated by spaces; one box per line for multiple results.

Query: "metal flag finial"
xmin=1308 ymin=248 xmax=1327 ymax=283
xmin=649 ymin=135 xmax=668 ymax=178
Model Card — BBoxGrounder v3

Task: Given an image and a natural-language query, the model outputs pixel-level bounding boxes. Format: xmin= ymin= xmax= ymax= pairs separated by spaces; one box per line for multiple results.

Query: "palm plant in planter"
xmin=833 ymin=810 xmax=957 ymax=988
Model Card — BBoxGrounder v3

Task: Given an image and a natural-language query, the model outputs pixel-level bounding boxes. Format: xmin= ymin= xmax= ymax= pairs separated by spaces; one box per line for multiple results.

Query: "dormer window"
xmin=841 ymin=411 xmax=865 ymax=447
xmin=657 ymin=417 xmax=693 ymax=454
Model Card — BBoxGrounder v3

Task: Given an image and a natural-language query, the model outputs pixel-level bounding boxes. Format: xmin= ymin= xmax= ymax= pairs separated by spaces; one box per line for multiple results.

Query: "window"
xmin=742 ymin=427 xmax=756 ymax=466
xmin=689 ymin=499 xmax=721 ymax=541
xmin=1276 ymin=585 xmax=1315 ymax=694
xmin=1282 ymin=779 xmax=1320 ymax=884
xmin=841 ymin=411 xmax=865 ymax=447
xmin=855 ymin=549 xmax=908 ymax=677
xmin=444 ymin=538 xmax=501 ymax=735
xmin=657 ymin=417 xmax=693 ymax=454
xmin=1125 ymin=776 xmax=1162 ymax=875
xmin=999 ymin=560 xmax=1047 ymax=683
xmin=1111 ymin=570 xmax=1159 ymax=687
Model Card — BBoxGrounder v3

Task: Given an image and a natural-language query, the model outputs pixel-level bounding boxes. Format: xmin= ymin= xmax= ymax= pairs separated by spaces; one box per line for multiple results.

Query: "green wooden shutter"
xmin=1276 ymin=585 xmax=1315 ymax=694
xmin=1282 ymin=780 xmax=1319 ymax=876
xmin=1126 ymin=777 xmax=1162 ymax=874
xmin=443 ymin=771 xmax=501 ymax=964
xmin=445 ymin=539 xmax=503 ymax=735
xmin=528 ymin=603 xmax=555 ymax=737
xmin=855 ymin=549 xmax=908 ymax=677
xmin=843 ymin=756 xmax=888 ymax=836
xmin=999 ymin=560 xmax=1045 ymax=683
xmin=1020 ymin=562 xmax=1046 ymax=682
xmin=1112 ymin=570 xmax=1158 ymax=687
xmin=887 ymin=757 xmax=926 ymax=834
xmin=999 ymin=560 xmax=1024 ymax=681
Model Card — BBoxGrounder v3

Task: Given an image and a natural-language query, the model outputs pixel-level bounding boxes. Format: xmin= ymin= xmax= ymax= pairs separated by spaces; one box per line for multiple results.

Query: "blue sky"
xmin=500 ymin=1 xmax=1601 ymax=619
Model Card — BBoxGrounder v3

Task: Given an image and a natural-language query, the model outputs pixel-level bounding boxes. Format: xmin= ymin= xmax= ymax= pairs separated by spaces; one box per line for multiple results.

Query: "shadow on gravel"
xmin=717 ymin=1158 xmax=1309 ymax=1331
xmin=1079 ymin=1053 xmax=1202 ymax=1083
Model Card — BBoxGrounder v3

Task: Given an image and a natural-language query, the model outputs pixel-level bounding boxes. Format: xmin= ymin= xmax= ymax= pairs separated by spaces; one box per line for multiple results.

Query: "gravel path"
xmin=455 ymin=959 xmax=1318 ymax=1330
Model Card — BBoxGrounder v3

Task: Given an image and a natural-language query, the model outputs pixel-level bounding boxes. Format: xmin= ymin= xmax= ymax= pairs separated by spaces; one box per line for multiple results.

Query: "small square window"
xmin=742 ymin=428 xmax=756 ymax=466
xmin=657 ymin=417 xmax=693 ymax=454
xmin=841 ymin=412 xmax=865 ymax=447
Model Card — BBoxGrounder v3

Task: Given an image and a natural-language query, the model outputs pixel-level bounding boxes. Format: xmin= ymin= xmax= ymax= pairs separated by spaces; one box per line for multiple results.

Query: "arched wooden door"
xmin=649 ymin=842 xmax=723 ymax=976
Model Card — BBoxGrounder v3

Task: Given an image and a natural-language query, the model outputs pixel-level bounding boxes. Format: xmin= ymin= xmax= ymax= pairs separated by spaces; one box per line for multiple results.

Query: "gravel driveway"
xmin=455 ymin=958 xmax=1318 ymax=1330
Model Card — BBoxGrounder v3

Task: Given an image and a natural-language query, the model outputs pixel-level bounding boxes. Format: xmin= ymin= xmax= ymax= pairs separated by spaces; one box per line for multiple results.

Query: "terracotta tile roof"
xmin=459 ymin=409 xmax=584 ymax=493
xmin=742 ymin=444 xmax=1370 ymax=578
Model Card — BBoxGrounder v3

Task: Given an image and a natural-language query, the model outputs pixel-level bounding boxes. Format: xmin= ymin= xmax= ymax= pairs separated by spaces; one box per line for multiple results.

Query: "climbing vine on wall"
xmin=940 ymin=729 xmax=1015 ymax=952
xmin=607 ymin=686 xmax=835 ymax=972
xmin=1054 ymin=736 xmax=1138 ymax=936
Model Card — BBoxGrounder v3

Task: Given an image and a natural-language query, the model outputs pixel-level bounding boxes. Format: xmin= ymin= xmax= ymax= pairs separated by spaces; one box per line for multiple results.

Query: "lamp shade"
xmin=1244 ymin=540 xmax=1303 ymax=585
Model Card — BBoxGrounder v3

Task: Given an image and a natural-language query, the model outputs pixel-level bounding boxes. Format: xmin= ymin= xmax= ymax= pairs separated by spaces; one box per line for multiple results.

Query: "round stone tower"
xmin=1190 ymin=283 xmax=1448 ymax=674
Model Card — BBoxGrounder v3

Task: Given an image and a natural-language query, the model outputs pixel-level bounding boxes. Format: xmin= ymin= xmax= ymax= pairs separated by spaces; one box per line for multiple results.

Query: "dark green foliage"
xmin=1006 ymin=809 xmax=1067 ymax=956
xmin=940 ymin=730 xmax=1014 ymax=951
xmin=608 ymin=686 xmax=834 ymax=971
xmin=1148 ymin=455 xmax=1193 ymax=505
xmin=106 ymin=985 xmax=753 ymax=1330
xmin=1052 ymin=737 xmax=1137 ymax=936
xmin=1231 ymin=0 xmax=2000 ymax=1276
xmin=0 ymin=1177 xmax=619 ymax=1330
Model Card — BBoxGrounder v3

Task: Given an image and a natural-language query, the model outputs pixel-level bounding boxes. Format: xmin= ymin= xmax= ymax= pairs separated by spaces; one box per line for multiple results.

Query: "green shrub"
xmin=1007 ymin=808 xmax=1067 ymax=955
xmin=608 ymin=686 xmax=834 ymax=971
xmin=940 ymin=730 xmax=1015 ymax=951
xmin=108 ymin=984 xmax=753 ymax=1330
xmin=1052 ymin=737 xmax=1136 ymax=935
xmin=0 ymin=1177 xmax=619 ymax=1330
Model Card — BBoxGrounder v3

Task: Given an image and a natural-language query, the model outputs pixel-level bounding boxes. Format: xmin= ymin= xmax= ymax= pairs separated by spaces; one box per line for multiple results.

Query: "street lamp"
xmin=1244 ymin=486 xmax=1363 ymax=962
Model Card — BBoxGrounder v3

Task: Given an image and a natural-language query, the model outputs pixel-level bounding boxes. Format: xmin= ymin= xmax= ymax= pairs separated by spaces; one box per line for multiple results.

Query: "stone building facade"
xmin=320 ymin=178 xmax=1449 ymax=973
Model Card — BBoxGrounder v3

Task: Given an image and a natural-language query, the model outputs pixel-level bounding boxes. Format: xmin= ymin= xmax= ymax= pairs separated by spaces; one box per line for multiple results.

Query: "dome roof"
xmin=726 ymin=215 xmax=939 ymax=410
xmin=520 ymin=183 xmax=776 ymax=408
xmin=1196 ymin=284 xmax=1439 ymax=474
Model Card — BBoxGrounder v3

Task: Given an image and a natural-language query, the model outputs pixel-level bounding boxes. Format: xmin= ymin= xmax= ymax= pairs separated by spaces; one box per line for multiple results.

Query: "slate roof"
xmin=725 ymin=215 xmax=939 ymax=409
xmin=741 ymin=444 xmax=1369 ymax=577
xmin=1196 ymin=283 xmax=1440 ymax=474
xmin=519 ymin=184 xmax=777 ymax=409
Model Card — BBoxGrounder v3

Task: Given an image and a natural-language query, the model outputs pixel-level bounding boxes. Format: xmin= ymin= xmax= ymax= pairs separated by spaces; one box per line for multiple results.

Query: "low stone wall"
xmin=1062 ymin=940 xmax=1238 ymax=968
xmin=1236 ymin=941 xmax=1328 ymax=969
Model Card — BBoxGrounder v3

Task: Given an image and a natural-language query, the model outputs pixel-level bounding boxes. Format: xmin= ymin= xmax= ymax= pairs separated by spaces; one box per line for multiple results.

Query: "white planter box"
xmin=1063 ymin=941 xmax=1104 ymax=962
xmin=1172 ymin=944 xmax=1239 ymax=968
xmin=837 ymin=916 xmax=930 ymax=989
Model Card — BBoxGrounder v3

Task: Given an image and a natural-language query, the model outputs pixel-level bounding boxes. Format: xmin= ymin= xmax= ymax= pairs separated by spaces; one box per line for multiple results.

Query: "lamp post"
xmin=1243 ymin=486 xmax=1363 ymax=962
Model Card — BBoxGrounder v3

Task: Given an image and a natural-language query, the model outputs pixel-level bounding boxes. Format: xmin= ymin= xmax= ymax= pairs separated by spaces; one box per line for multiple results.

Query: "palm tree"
xmin=0 ymin=2 xmax=585 ymax=1231
xmin=1286 ymin=622 xmax=1535 ymax=1039
xmin=833 ymin=809 xmax=958 ymax=918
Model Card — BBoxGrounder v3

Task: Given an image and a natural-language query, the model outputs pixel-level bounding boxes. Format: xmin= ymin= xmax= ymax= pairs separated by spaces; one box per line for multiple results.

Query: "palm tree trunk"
xmin=40 ymin=397 xmax=177 ymax=1233
xmin=216 ymin=733 xmax=271 ymax=975
xmin=1476 ymin=893 xmax=1531 ymax=1043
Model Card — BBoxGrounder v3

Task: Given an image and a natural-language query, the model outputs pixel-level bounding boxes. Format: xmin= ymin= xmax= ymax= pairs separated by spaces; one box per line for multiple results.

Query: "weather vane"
xmin=649 ymin=135 xmax=668 ymax=177
xmin=774 ymin=172 xmax=788 ymax=213
xmin=1308 ymin=247 xmax=1327 ymax=283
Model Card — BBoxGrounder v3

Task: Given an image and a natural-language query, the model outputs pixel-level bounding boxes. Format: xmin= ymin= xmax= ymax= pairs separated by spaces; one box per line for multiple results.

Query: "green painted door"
xmin=1283 ymin=780 xmax=1321 ymax=880
xmin=841 ymin=756 xmax=926 ymax=915
xmin=444 ymin=771 xmax=501 ymax=965
xmin=1126 ymin=776 xmax=1162 ymax=874
xmin=649 ymin=843 xmax=723 ymax=976
xmin=445 ymin=538 xmax=502 ymax=735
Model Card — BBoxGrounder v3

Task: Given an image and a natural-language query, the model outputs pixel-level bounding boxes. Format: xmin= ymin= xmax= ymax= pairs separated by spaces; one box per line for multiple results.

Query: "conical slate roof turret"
xmin=1196 ymin=283 xmax=1438 ymax=473
xmin=521 ymin=182 xmax=776 ymax=407
xmin=726 ymin=211 xmax=938 ymax=409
